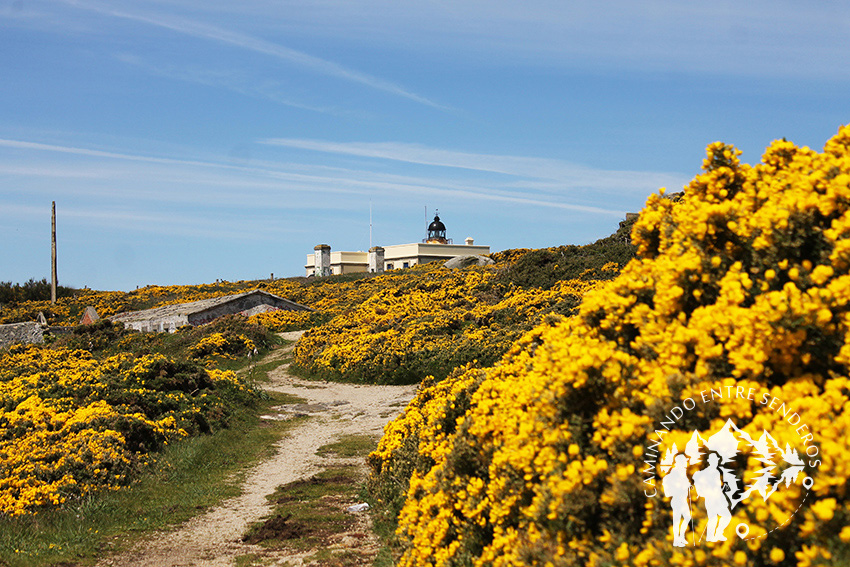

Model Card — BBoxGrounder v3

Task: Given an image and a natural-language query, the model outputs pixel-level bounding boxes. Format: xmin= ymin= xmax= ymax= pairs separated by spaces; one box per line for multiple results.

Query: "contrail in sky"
xmin=54 ymin=0 xmax=447 ymax=109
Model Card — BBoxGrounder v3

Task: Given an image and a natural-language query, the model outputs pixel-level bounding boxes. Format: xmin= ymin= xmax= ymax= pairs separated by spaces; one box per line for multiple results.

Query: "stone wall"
xmin=0 ymin=322 xmax=44 ymax=348
xmin=122 ymin=315 xmax=188 ymax=333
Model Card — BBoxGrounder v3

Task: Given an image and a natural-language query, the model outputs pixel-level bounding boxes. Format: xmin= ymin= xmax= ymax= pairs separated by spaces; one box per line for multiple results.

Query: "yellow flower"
xmin=810 ymin=498 xmax=836 ymax=521
xmin=616 ymin=543 xmax=629 ymax=561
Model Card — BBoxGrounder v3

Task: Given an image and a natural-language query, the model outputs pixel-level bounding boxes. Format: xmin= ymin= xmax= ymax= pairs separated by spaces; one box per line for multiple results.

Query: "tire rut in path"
xmin=98 ymin=332 xmax=417 ymax=567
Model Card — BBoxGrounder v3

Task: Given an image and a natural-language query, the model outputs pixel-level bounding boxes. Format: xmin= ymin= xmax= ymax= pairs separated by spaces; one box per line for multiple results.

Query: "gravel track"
xmin=97 ymin=331 xmax=416 ymax=567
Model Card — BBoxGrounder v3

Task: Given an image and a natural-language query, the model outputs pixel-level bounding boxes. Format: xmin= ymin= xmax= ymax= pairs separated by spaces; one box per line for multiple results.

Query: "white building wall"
xmin=306 ymin=242 xmax=491 ymax=274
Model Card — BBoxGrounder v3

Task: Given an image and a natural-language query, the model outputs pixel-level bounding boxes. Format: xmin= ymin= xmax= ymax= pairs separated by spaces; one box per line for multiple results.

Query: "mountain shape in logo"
xmin=705 ymin=419 xmax=747 ymax=462
xmin=684 ymin=431 xmax=709 ymax=465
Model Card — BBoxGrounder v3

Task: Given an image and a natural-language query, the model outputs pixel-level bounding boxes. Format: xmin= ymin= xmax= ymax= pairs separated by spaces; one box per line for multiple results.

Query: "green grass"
xmin=238 ymin=337 xmax=294 ymax=385
xmin=0 ymin=389 xmax=304 ymax=567
xmin=269 ymin=392 xmax=309 ymax=406
xmin=252 ymin=358 xmax=289 ymax=375
xmin=363 ymin=481 xmax=403 ymax=567
xmin=234 ymin=553 xmax=264 ymax=567
xmin=242 ymin=466 xmax=362 ymax=551
xmin=316 ymin=434 xmax=381 ymax=459
xmin=245 ymin=357 xmax=291 ymax=385
xmin=240 ymin=434 xmax=384 ymax=566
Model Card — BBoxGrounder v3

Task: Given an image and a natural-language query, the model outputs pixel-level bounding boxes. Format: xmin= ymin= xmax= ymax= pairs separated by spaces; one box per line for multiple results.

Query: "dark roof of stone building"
xmin=110 ymin=289 xmax=311 ymax=324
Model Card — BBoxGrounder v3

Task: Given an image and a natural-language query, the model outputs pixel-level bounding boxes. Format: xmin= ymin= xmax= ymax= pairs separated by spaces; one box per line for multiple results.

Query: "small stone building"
xmin=110 ymin=290 xmax=311 ymax=333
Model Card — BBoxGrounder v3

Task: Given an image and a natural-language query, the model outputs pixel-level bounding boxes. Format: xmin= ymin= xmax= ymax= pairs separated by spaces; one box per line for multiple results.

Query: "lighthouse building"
xmin=305 ymin=213 xmax=490 ymax=276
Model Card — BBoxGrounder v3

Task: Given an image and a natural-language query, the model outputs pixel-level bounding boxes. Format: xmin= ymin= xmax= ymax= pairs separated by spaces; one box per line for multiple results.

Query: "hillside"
xmin=2 ymin=219 xmax=637 ymax=387
xmin=1 ymin=218 xmax=637 ymax=330
xmin=368 ymin=129 xmax=850 ymax=567
xmin=0 ymin=218 xmax=636 ymax=534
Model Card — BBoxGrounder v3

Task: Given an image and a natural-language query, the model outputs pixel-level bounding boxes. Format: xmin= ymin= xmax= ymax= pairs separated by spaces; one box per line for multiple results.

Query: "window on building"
xmin=403 ymin=261 xmax=410 ymax=268
xmin=386 ymin=263 xmax=394 ymax=270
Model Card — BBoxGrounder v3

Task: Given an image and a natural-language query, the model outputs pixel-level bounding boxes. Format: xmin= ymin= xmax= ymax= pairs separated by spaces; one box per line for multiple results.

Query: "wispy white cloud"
xmin=146 ymin=1 xmax=850 ymax=80
xmin=0 ymin=138 xmax=226 ymax=169
xmin=0 ymin=204 xmax=47 ymax=218
xmin=54 ymin=0 xmax=447 ymax=109
xmin=261 ymin=138 xmax=687 ymax=193
xmin=0 ymin=201 xmax=307 ymax=240
xmin=0 ymin=136 xmax=647 ymax=216
xmin=0 ymin=164 xmax=107 ymax=178
xmin=113 ymin=53 xmax=340 ymax=114
xmin=58 ymin=207 xmax=309 ymax=239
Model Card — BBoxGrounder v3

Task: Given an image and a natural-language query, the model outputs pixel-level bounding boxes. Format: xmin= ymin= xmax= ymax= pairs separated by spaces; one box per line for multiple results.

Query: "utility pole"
xmin=51 ymin=201 xmax=57 ymax=304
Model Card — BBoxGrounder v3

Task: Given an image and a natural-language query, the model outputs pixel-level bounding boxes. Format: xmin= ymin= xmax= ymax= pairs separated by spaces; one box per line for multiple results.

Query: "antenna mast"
xmin=369 ymin=198 xmax=373 ymax=249
xmin=51 ymin=201 xmax=57 ymax=304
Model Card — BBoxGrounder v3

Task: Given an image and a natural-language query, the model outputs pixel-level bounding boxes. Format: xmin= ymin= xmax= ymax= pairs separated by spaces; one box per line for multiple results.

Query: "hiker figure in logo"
xmin=661 ymin=453 xmax=692 ymax=547
xmin=693 ymin=452 xmax=732 ymax=542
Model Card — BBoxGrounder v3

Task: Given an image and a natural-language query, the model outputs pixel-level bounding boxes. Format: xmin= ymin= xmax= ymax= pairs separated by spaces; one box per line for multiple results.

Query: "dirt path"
xmin=98 ymin=331 xmax=417 ymax=567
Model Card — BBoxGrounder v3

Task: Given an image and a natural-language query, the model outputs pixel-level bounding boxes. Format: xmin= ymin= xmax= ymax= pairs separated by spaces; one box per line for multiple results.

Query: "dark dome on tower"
xmin=428 ymin=215 xmax=446 ymax=232
xmin=426 ymin=212 xmax=448 ymax=244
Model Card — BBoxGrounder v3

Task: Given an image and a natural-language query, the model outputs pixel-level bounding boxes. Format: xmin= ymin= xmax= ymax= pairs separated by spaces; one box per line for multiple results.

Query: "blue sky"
xmin=2 ymin=1 xmax=849 ymax=291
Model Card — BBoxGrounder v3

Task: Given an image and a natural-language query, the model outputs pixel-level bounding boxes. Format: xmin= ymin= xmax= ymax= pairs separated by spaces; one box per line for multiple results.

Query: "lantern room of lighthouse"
xmin=425 ymin=211 xmax=450 ymax=244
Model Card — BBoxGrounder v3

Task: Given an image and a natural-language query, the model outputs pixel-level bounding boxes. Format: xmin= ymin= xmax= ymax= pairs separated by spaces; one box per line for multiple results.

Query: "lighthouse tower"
xmin=425 ymin=212 xmax=448 ymax=244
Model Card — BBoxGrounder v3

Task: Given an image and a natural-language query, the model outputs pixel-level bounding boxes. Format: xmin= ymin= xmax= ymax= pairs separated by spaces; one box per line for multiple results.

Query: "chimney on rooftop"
xmin=368 ymin=246 xmax=385 ymax=273
xmin=314 ymin=244 xmax=331 ymax=277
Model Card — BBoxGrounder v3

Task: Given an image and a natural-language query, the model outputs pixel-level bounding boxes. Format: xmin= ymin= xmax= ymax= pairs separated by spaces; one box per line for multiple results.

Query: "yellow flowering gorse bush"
xmin=294 ymin=266 xmax=613 ymax=384
xmin=188 ymin=332 xmax=256 ymax=360
xmin=370 ymin=126 xmax=850 ymax=566
xmin=0 ymin=342 xmax=256 ymax=516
